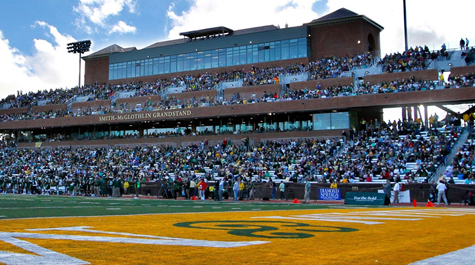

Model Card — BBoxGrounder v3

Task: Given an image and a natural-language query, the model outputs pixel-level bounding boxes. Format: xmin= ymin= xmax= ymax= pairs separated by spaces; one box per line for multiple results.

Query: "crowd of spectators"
xmin=308 ymin=53 xmax=374 ymax=80
xmin=377 ymin=45 xmax=448 ymax=73
xmin=446 ymin=73 xmax=475 ymax=88
xmin=0 ymin=73 xmax=467 ymax=122
xmin=355 ymin=77 xmax=437 ymax=94
xmin=446 ymin=132 xmax=475 ymax=184
xmin=327 ymin=124 xmax=456 ymax=183
xmin=1 ymin=121 xmax=468 ymax=197
xmin=0 ymin=45 xmax=465 ymax=113
xmin=1 ymin=44 xmax=467 ymax=111
xmin=0 ymin=137 xmax=344 ymax=194
xmin=0 ymin=53 xmax=375 ymax=109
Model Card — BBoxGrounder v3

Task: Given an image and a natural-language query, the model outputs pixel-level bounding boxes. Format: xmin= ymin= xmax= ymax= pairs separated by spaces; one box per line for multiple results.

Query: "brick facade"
xmin=309 ymin=20 xmax=382 ymax=60
xmin=84 ymin=56 xmax=109 ymax=86
xmin=449 ymin=65 xmax=475 ymax=77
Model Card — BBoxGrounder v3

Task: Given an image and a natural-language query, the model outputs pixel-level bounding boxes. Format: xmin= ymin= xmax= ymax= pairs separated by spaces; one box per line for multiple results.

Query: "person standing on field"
xmin=393 ymin=179 xmax=401 ymax=204
xmin=304 ymin=177 xmax=311 ymax=203
xmin=279 ymin=181 xmax=286 ymax=200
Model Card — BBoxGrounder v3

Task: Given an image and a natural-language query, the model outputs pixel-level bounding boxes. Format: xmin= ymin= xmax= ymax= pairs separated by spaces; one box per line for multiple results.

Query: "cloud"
xmin=164 ymin=0 xmax=472 ymax=56
xmin=74 ymin=0 xmax=137 ymax=34
xmin=325 ymin=0 xmax=473 ymax=54
xmin=0 ymin=22 xmax=85 ymax=100
xmin=109 ymin=21 xmax=137 ymax=34
xmin=166 ymin=0 xmax=319 ymax=39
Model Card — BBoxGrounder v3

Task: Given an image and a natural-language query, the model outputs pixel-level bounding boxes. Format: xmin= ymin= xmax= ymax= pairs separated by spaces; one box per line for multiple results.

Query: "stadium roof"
xmin=233 ymin=25 xmax=279 ymax=35
xmin=143 ymin=25 xmax=278 ymax=50
xmin=83 ymin=44 xmax=137 ymax=60
xmin=307 ymin=8 xmax=384 ymax=30
xmin=143 ymin=39 xmax=187 ymax=49
xmin=179 ymin=26 xmax=233 ymax=39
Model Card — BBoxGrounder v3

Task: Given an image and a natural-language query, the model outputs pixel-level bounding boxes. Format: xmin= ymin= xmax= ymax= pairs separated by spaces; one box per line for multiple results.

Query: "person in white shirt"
xmin=436 ymin=180 xmax=448 ymax=205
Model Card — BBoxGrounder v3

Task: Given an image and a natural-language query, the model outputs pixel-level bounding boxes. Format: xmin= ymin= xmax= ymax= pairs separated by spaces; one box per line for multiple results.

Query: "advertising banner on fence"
xmin=344 ymin=192 xmax=386 ymax=205
xmin=318 ymin=188 xmax=341 ymax=200
xmin=378 ymin=190 xmax=411 ymax=203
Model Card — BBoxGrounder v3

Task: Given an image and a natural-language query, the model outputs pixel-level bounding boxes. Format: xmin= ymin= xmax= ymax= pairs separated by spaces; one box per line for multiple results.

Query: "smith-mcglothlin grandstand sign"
xmin=98 ymin=110 xmax=192 ymax=122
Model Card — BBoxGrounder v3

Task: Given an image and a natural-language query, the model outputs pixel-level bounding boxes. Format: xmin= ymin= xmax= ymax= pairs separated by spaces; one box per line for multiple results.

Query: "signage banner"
xmin=378 ymin=190 xmax=411 ymax=203
xmin=318 ymin=188 xmax=341 ymax=200
xmin=344 ymin=192 xmax=386 ymax=205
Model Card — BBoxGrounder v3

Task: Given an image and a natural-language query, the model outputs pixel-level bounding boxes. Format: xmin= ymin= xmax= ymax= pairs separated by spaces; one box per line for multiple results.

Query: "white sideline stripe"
xmin=410 ymin=244 xmax=475 ymax=265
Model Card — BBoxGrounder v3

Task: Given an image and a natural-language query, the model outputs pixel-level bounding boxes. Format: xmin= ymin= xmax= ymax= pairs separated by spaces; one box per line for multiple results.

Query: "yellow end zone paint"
xmin=0 ymin=207 xmax=474 ymax=264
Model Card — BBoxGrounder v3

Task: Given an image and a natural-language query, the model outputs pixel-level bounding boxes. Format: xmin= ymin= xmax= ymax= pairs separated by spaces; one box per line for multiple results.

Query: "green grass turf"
xmin=0 ymin=194 xmax=377 ymax=219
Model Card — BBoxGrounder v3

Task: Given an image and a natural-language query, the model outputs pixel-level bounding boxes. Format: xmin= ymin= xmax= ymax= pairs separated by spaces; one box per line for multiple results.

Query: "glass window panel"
xmin=120 ymin=63 xmax=126 ymax=79
xmin=331 ymin=112 xmax=350 ymax=129
xmin=247 ymin=46 xmax=253 ymax=64
xmin=299 ymin=43 xmax=307 ymax=58
xmin=232 ymin=47 xmax=240 ymax=66
xmin=240 ymin=46 xmax=246 ymax=65
xmin=170 ymin=56 xmax=177 ymax=73
xmin=313 ymin=113 xmax=331 ymax=130
xmin=289 ymin=45 xmax=298 ymax=59
xmin=281 ymin=40 xmax=289 ymax=60
xmin=218 ymin=49 xmax=226 ymax=67
xmin=109 ymin=65 xmax=113 ymax=80
xmin=153 ymin=58 xmax=159 ymax=75
xmin=211 ymin=50 xmax=219 ymax=68
xmin=128 ymin=61 xmax=135 ymax=78
xmin=226 ymin=48 xmax=233 ymax=66
xmin=140 ymin=60 xmax=145 ymax=76
xmin=275 ymin=41 xmax=281 ymax=60
xmin=187 ymin=53 xmax=195 ymax=71
xmin=269 ymin=42 xmax=275 ymax=61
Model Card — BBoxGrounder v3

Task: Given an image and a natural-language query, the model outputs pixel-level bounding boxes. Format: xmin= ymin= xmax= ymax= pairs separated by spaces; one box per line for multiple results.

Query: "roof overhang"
xmin=179 ymin=26 xmax=234 ymax=39
xmin=306 ymin=15 xmax=384 ymax=31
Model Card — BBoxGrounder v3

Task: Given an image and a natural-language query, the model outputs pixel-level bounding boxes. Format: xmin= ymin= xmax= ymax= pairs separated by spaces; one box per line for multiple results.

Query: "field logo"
xmin=0 ymin=226 xmax=268 ymax=264
xmin=175 ymin=220 xmax=357 ymax=238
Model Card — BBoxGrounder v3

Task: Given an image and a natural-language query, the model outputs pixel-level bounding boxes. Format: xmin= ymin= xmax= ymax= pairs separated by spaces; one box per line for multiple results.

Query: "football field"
xmin=0 ymin=195 xmax=474 ymax=264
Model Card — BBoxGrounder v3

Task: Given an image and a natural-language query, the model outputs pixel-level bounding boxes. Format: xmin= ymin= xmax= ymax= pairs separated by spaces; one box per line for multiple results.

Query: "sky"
xmin=0 ymin=0 xmax=473 ymax=119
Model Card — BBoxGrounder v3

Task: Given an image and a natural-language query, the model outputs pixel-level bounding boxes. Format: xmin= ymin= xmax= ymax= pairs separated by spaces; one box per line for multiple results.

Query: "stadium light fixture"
xmin=67 ymin=40 xmax=91 ymax=89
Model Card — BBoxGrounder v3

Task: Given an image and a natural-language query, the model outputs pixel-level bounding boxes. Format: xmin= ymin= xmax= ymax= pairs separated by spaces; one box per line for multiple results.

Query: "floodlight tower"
xmin=67 ymin=40 xmax=91 ymax=89
xmin=403 ymin=0 xmax=408 ymax=52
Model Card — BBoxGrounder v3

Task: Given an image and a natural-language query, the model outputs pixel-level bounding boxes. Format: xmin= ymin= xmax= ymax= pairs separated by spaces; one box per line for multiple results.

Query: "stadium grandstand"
xmin=1 ymin=7 xmax=475 ymax=202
